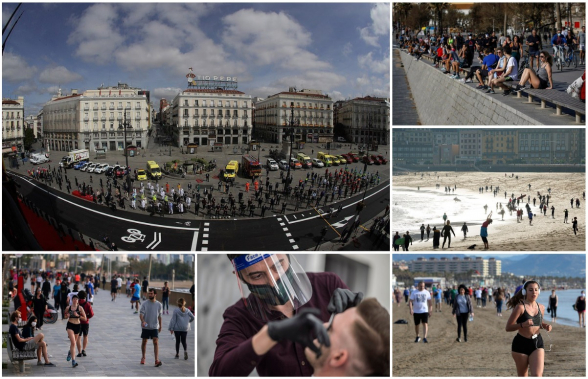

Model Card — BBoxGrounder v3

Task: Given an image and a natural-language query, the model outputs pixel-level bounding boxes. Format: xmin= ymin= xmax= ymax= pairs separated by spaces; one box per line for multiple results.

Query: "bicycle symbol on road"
xmin=121 ymin=229 xmax=146 ymax=243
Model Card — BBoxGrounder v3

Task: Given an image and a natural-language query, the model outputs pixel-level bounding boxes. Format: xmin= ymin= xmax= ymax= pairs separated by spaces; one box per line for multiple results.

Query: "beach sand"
xmin=392 ymin=300 xmax=586 ymax=377
xmin=392 ymin=172 xmax=586 ymax=251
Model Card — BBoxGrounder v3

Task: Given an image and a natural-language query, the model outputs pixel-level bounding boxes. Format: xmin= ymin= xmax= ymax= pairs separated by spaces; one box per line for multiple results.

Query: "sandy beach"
xmin=392 ymin=299 xmax=586 ymax=377
xmin=392 ymin=172 xmax=586 ymax=251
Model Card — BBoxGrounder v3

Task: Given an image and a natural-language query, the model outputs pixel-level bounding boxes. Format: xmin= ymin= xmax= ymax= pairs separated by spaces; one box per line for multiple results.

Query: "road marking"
xmin=277 ymin=218 xmax=282 ymax=221
xmin=14 ymin=174 xmax=201 ymax=231
xmin=202 ymin=240 xmax=208 ymax=244
xmin=293 ymin=215 xmax=297 ymax=219
xmin=284 ymin=183 xmax=390 ymax=225
xmin=146 ymin=232 xmax=162 ymax=249
xmin=289 ymin=239 xmax=295 ymax=243
xmin=283 ymin=228 xmax=289 ymax=232
xmin=292 ymin=245 xmax=299 ymax=250
xmin=280 ymin=223 xmax=285 ymax=226
xmin=201 ymin=247 xmax=208 ymax=251
xmin=284 ymin=216 xmax=290 ymax=223
xmin=286 ymin=233 xmax=292 ymax=237
xmin=331 ymin=216 xmax=354 ymax=228
xmin=191 ymin=231 xmax=199 ymax=251
xmin=204 ymin=222 xmax=210 ymax=226
xmin=204 ymin=228 xmax=209 ymax=232
xmin=203 ymin=234 xmax=209 ymax=238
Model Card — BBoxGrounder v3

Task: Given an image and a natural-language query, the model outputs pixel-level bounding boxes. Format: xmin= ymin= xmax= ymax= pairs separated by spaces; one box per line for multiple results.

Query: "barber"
xmin=209 ymin=254 xmax=363 ymax=376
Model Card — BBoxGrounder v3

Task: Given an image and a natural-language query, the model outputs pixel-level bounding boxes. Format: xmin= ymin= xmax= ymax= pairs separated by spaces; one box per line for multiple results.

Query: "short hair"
xmin=351 ymin=298 xmax=390 ymax=376
xmin=503 ymin=44 xmax=512 ymax=54
xmin=149 ymin=288 xmax=157 ymax=295
xmin=78 ymin=290 xmax=87 ymax=299
xmin=10 ymin=312 xmax=20 ymax=322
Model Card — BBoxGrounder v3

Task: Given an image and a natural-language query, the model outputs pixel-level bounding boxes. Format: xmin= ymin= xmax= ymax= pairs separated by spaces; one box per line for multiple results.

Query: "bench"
xmin=507 ymin=83 xmax=586 ymax=123
xmin=5 ymin=331 xmax=37 ymax=373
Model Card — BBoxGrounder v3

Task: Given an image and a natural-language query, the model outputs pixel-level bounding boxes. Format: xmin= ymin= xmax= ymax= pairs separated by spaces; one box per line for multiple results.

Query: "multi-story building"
xmin=407 ymin=256 xmax=501 ymax=277
xmin=337 ymin=96 xmax=389 ymax=145
xmin=456 ymin=129 xmax=482 ymax=164
xmin=2 ymin=96 xmax=25 ymax=151
xmin=481 ymin=129 xmax=518 ymax=164
xmin=518 ymin=128 xmax=583 ymax=164
xmin=43 ymin=84 xmax=150 ymax=152
xmin=391 ymin=128 xmax=433 ymax=164
xmin=254 ymin=88 xmax=334 ymax=143
xmin=171 ymin=89 xmax=252 ymax=147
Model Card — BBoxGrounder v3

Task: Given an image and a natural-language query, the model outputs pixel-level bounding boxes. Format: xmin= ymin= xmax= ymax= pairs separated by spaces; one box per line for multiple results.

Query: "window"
xmin=184 ymin=99 xmax=189 ymax=106
xmin=226 ymin=101 xmax=230 ymax=107
xmin=195 ymin=100 xmax=199 ymax=106
xmin=234 ymin=101 xmax=237 ymax=107
xmin=203 ymin=100 xmax=206 ymax=107
xmin=218 ymin=100 xmax=222 ymax=107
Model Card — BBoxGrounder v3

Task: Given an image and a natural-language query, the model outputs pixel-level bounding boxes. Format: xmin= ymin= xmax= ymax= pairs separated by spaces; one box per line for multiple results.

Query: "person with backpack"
xmin=76 ymin=290 xmax=94 ymax=357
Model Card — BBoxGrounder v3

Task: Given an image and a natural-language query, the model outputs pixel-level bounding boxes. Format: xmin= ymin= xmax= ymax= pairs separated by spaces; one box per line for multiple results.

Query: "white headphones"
xmin=521 ymin=281 xmax=541 ymax=296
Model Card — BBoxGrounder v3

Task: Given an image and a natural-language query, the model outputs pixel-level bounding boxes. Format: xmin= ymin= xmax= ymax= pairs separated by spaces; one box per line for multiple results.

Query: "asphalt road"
xmin=9 ymin=171 xmax=389 ymax=251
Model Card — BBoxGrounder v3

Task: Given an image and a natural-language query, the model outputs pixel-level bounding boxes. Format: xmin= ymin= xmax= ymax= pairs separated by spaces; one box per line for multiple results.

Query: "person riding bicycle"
xmin=551 ymin=30 xmax=568 ymax=60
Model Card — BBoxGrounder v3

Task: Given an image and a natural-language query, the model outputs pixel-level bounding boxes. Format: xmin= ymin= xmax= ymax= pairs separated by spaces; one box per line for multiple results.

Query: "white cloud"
xmin=359 ymin=3 xmax=390 ymax=47
xmin=358 ymin=52 xmax=390 ymax=75
xmin=2 ymin=53 xmax=37 ymax=82
xmin=153 ymin=87 xmax=182 ymax=100
xmin=342 ymin=42 xmax=353 ymax=57
xmin=330 ymin=91 xmax=345 ymax=102
xmin=39 ymin=66 xmax=83 ymax=84
xmin=15 ymin=83 xmax=38 ymax=95
xmin=354 ymin=74 xmax=390 ymax=99
xmin=67 ymin=3 xmax=124 ymax=64
xmin=222 ymin=9 xmax=331 ymax=71
xmin=273 ymin=71 xmax=347 ymax=92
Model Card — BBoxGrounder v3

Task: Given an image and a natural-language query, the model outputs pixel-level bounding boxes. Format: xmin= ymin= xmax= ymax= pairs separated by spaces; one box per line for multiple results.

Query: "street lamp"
xmin=285 ymin=102 xmax=299 ymax=192
xmin=361 ymin=113 xmax=374 ymax=202
xmin=118 ymin=108 xmax=132 ymax=195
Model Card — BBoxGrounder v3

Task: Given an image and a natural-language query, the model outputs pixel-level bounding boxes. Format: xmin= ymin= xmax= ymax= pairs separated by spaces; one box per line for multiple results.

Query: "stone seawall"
xmin=398 ymin=50 xmax=542 ymax=125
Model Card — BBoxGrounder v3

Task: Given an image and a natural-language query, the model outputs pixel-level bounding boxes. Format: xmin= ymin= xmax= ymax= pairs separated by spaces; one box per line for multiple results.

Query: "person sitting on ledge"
xmin=513 ymin=50 xmax=553 ymax=92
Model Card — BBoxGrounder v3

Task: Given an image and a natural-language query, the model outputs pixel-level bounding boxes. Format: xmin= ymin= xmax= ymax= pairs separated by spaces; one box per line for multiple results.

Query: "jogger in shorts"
xmin=409 ymin=281 xmax=433 ymax=343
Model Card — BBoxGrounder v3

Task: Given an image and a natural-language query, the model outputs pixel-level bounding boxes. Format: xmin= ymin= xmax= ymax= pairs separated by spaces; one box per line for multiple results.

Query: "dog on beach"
xmin=467 ymin=244 xmax=477 ymax=250
xmin=454 ymin=197 xmax=461 ymax=202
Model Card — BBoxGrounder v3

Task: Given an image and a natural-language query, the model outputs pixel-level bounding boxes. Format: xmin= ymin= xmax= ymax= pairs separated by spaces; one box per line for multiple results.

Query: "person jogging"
xmin=76 ymin=290 xmax=94 ymax=358
xmin=64 ymin=294 xmax=87 ymax=368
xmin=168 ymin=298 xmax=194 ymax=360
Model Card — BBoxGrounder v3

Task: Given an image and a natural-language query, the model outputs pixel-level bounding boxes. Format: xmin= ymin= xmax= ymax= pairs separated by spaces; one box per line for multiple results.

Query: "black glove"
xmin=327 ymin=288 xmax=364 ymax=314
xmin=267 ymin=308 xmax=330 ymax=357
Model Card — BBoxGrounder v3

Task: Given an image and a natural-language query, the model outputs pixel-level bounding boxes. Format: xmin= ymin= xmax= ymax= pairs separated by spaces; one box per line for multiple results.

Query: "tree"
xmin=428 ymin=3 xmax=450 ymax=35
xmin=23 ymin=127 xmax=35 ymax=151
xmin=81 ymin=261 xmax=94 ymax=273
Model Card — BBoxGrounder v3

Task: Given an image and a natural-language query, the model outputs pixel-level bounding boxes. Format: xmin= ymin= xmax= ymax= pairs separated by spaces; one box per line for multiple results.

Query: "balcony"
xmin=135 ymin=116 xmax=141 ymax=120
xmin=83 ymin=117 xmax=89 ymax=121
xmin=135 ymin=105 xmax=141 ymax=110
xmin=83 ymin=107 xmax=89 ymax=111
xmin=117 ymin=105 xmax=123 ymax=110
xmin=100 ymin=117 xmax=106 ymax=121
xmin=193 ymin=114 xmax=199 ymax=118
xmin=93 ymin=117 xmax=99 ymax=121
xmin=109 ymin=106 xmax=114 ymax=110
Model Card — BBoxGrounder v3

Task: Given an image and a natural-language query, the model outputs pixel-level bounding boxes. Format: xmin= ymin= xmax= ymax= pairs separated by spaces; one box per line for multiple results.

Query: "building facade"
xmin=456 ymin=129 xmax=483 ymax=164
xmin=408 ymin=256 xmax=502 ymax=277
xmin=254 ymin=88 xmax=334 ymax=144
xmin=337 ymin=96 xmax=389 ymax=145
xmin=2 ymin=97 xmax=25 ymax=151
xmin=481 ymin=129 xmax=518 ymax=164
xmin=43 ymin=84 xmax=150 ymax=152
xmin=391 ymin=128 xmax=433 ymax=164
xmin=518 ymin=128 xmax=583 ymax=164
xmin=171 ymin=89 xmax=252 ymax=147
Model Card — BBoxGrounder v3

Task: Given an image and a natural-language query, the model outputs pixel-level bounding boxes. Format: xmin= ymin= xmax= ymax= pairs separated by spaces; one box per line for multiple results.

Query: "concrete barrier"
xmin=398 ymin=50 xmax=542 ymax=125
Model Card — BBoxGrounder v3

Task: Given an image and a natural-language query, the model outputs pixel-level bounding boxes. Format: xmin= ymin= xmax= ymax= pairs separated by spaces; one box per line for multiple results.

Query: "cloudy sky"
xmin=2 ymin=2 xmax=390 ymax=117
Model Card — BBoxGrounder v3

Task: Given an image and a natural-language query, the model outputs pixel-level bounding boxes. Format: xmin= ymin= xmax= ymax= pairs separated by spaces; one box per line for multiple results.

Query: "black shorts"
xmin=512 ymin=333 xmax=544 ymax=355
xmin=532 ymin=77 xmax=548 ymax=89
xmin=80 ymin=323 xmax=89 ymax=336
xmin=111 ymin=288 xmax=117 ymax=294
xmin=141 ymin=329 xmax=159 ymax=340
xmin=66 ymin=322 xmax=81 ymax=335
xmin=413 ymin=312 xmax=429 ymax=325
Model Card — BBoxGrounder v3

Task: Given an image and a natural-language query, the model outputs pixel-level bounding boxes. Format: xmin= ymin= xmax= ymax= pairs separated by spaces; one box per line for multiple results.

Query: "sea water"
xmin=537 ymin=289 xmax=586 ymax=328
xmin=392 ymin=186 xmax=510 ymax=234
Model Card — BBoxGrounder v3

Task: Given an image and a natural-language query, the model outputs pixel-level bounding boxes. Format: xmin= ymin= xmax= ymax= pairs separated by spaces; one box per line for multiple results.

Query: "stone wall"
xmin=398 ymin=50 xmax=542 ymax=125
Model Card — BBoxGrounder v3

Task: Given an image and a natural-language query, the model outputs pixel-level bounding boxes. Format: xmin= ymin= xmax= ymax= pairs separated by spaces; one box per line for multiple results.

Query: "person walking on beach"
xmin=432 ymin=226 xmax=441 ymax=249
xmin=563 ymin=209 xmax=569 ymax=223
xmin=505 ymin=280 xmax=552 ymax=377
xmin=480 ymin=215 xmax=492 ymax=249
xmin=434 ymin=286 xmax=443 ymax=312
xmin=420 ymin=224 xmax=425 ymax=241
xmin=548 ymin=290 xmax=558 ymax=323
xmin=551 ymin=206 xmax=555 ymax=219
xmin=393 ymin=232 xmax=400 ymax=251
xmin=168 ymin=298 xmax=194 ymax=360
xmin=452 ymin=284 xmax=473 ymax=342
xmin=528 ymin=211 xmax=533 ymax=226
xmin=461 ymin=222 xmax=468 ymax=238
xmin=404 ymin=231 xmax=413 ymax=251
xmin=394 ymin=288 xmax=402 ymax=306
xmin=441 ymin=221 xmax=456 ymax=248
xmin=404 ymin=287 xmax=410 ymax=303
xmin=484 ymin=204 xmax=488 ymax=213
xmin=475 ymin=287 xmax=482 ymax=308
xmin=494 ymin=288 xmax=505 ymax=317
xmin=409 ymin=282 xmax=432 ymax=343
xmin=442 ymin=212 xmax=447 ymax=223
xmin=426 ymin=224 xmax=431 ymax=240
xmin=575 ymin=291 xmax=586 ymax=327
xmin=572 ymin=217 xmax=578 ymax=235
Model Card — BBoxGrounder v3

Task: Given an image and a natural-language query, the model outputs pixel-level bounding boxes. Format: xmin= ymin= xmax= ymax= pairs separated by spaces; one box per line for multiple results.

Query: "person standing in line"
xmin=548 ymin=289 xmax=558 ymax=323
xmin=575 ymin=291 xmax=586 ymax=327
xmin=140 ymin=288 xmax=163 ymax=367
xmin=64 ymin=294 xmax=87 ymax=368
xmin=111 ymin=275 xmax=118 ymax=301
xmin=142 ymin=276 xmax=149 ymax=301
xmin=32 ymin=288 xmax=47 ymax=331
xmin=161 ymin=282 xmax=170 ymax=315
xmin=409 ymin=281 xmax=432 ymax=343
xmin=131 ymin=279 xmax=142 ymax=314
xmin=452 ymin=284 xmax=473 ymax=342
xmin=76 ymin=290 xmax=94 ymax=358
xmin=168 ymin=298 xmax=194 ymax=360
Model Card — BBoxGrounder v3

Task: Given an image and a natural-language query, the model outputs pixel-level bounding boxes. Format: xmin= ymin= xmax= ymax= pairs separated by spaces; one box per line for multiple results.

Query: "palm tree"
xmin=393 ymin=3 xmax=413 ymax=28
xmin=428 ymin=3 xmax=450 ymax=36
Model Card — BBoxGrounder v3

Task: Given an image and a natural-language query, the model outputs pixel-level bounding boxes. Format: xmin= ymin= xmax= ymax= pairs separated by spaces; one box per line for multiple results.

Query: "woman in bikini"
xmin=64 ymin=294 xmax=86 ymax=368
xmin=505 ymin=280 xmax=552 ymax=377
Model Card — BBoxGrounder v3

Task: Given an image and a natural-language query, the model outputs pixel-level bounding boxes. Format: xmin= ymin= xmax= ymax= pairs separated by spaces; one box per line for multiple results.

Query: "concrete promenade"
xmin=2 ymin=283 xmax=195 ymax=376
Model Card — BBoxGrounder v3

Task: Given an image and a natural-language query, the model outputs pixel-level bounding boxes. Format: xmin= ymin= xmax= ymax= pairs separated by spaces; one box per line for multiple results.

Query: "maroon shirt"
xmin=209 ymin=272 xmax=349 ymax=376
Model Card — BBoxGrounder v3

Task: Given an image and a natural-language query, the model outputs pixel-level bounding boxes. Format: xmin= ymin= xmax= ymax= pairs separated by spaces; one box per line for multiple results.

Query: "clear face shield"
xmin=232 ymin=254 xmax=312 ymax=322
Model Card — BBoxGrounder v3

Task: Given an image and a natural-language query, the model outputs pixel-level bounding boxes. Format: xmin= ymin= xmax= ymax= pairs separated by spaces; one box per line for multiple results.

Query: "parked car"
xmin=74 ymin=161 xmax=88 ymax=170
xmin=370 ymin=155 xmax=381 ymax=165
xmin=289 ymin=158 xmax=302 ymax=169
xmin=278 ymin=160 xmax=289 ymax=170
xmin=362 ymin=155 xmax=374 ymax=165
xmin=311 ymin=158 xmax=324 ymax=168
xmin=80 ymin=162 xmax=93 ymax=172
xmin=136 ymin=169 xmax=147 ymax=181
xmin=105 ymin=167 xmax=115 ymax=177
xmin=338 ymin=154 xmax=352 ymax=164
xmin=377 ymin=154 xmax=388 ymax=164
xmin=94 ymin=163 xmax=110 ymax=174
xmin=267 ymin=158 xmax=279 ymax=171
xmin=347 ymin=152 xmax=360 ymax=162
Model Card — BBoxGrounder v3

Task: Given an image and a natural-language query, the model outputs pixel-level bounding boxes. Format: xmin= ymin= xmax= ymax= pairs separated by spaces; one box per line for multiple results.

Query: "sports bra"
xmin=516 ymin=302 xmax=542 ymax=326
xmin=69 ymin=305 xmax=81 ymax=319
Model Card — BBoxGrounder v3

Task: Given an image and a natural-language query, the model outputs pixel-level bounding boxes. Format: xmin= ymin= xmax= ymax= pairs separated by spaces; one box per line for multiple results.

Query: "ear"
xmin=329 ymin=348 xmax=349 ymax=369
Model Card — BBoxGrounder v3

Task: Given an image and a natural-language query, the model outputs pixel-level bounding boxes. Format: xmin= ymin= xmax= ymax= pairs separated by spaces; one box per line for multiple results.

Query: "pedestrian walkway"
xmin=2 ymin=284 xmax=194 ymax=376
xmin=393 ymin=49 xmax=421 ymax=125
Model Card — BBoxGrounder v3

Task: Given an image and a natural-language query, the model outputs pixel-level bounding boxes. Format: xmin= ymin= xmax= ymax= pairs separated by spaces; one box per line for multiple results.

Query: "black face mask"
xmin=244 ymin=266 xmax=298 ymax=306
